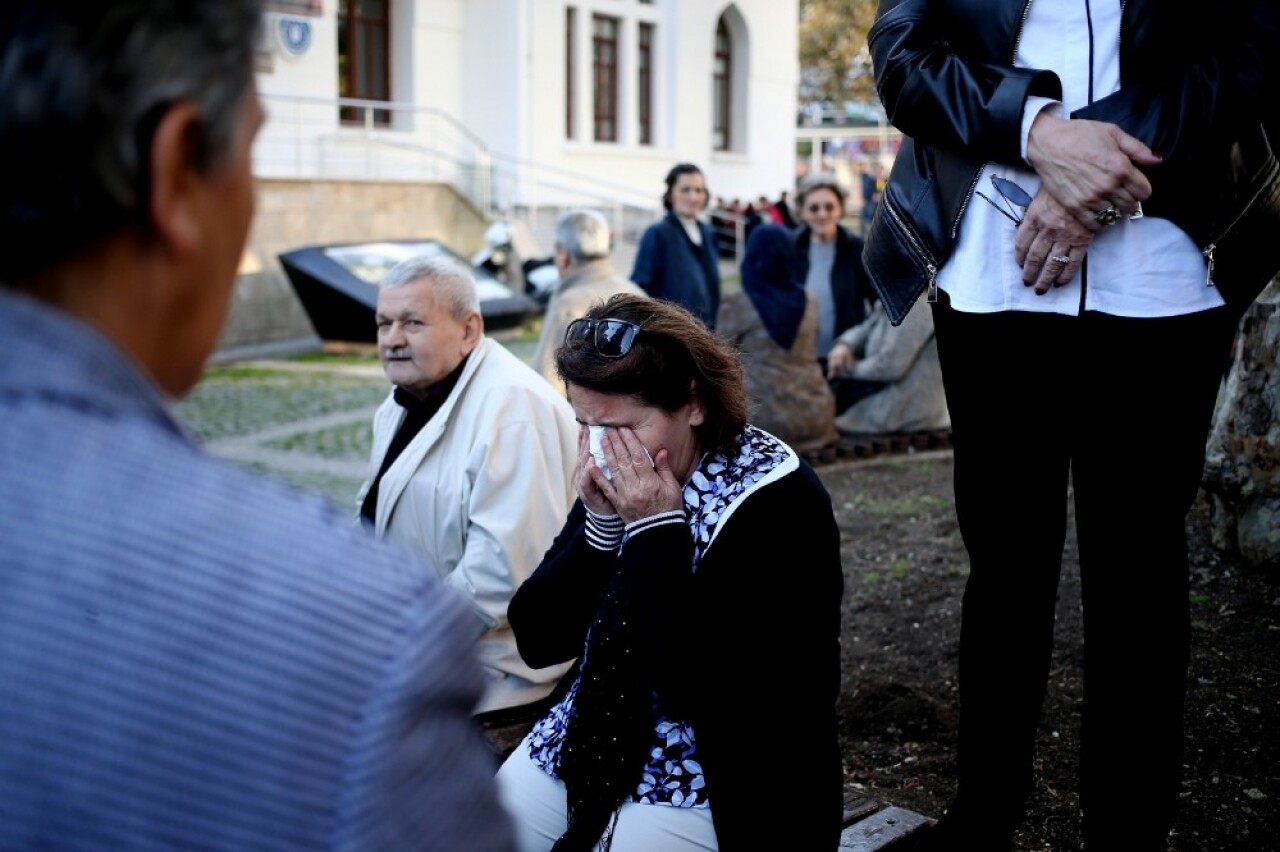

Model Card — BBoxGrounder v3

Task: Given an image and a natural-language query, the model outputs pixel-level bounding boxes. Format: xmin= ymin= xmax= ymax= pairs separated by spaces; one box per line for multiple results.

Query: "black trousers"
xmin=931 ymin=293 xmax=1235 ymax=848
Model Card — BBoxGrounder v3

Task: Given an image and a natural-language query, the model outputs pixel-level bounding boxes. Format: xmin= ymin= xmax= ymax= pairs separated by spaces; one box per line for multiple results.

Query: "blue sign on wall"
xmin=277 ymin=16 xmax=312 ymax=57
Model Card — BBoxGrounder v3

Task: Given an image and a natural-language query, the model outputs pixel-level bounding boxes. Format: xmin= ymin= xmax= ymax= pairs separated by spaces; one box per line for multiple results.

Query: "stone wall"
xmin=217 ymin=179 xmax=488 ymax=353
xmin=1203 ymin=279 xmax=1280 ymax=568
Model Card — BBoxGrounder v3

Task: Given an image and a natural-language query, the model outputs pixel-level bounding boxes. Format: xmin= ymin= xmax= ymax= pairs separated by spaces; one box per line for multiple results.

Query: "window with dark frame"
xmin=713 ymin=17 xmax=731 ymax=151
xmin=638 ymin=22 xmax=654 ymax=146
xmin=592 ymin=14 xmax=619 ymax=143
xmin=566 ymin=8 xmax=576 ymax=139
xmin=337 ymin=0 xmax=391 ymax=126
xmin=267 ymin=0 xmax=322 ymax=13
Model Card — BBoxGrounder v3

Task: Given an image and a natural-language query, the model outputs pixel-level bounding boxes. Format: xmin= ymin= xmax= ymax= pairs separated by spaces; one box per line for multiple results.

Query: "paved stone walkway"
xmin=179 ymin=334 xmax=541 ymax=507
xmin=176 ymin=358 xmax=389 ymax=508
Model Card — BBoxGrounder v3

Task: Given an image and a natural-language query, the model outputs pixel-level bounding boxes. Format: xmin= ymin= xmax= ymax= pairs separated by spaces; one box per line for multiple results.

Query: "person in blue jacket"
xmin=630 ymin=162 xmax=722 ymax=328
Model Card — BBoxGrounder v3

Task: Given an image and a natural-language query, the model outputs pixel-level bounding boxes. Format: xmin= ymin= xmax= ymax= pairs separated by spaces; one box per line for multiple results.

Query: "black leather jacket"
xmin=863 ymin=0 xmax=1280 ymax=324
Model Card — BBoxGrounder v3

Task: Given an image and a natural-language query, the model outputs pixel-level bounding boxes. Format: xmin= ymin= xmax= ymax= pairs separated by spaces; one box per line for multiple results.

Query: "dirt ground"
xmin=822 ymin=451 xmax=1280 ymax=851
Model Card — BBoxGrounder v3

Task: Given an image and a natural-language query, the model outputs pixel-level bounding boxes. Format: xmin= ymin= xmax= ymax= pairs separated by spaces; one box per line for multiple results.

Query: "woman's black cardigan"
xmin=509 ymin=460 xmax=846 ymax=851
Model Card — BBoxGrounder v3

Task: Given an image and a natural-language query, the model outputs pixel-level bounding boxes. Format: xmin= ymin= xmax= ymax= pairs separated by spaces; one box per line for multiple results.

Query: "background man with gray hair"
xmin=531 ymin=209 xmax=647 ymax=397
xmin=359 ymin=255 xmax=579 ymax=725
xmin=0 ymin=2 xmax=513 ymax=849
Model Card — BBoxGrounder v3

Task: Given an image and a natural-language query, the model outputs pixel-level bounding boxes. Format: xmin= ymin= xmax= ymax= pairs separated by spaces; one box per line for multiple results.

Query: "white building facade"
xmin=224 ymin=1 xmax=797 ymax=353
xmin=253 ymin=0 xmax=799 ymax=213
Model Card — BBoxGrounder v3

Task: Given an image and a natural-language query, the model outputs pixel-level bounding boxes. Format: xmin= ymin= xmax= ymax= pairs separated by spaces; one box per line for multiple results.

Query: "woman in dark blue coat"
xmin=630 ymin=163 xmax=721 ymax=328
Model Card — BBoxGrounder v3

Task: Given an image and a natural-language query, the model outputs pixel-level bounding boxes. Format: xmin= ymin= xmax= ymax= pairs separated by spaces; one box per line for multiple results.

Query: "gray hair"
xmin=796 ymin=172 xmax=849 ymax=209
xmin=554 ymin=209 xmax=612 ymax=263
xmin=381 ymin=254 xmax=481 ymax=321
xmin=0 ymin=0 xmax=264 ymax=280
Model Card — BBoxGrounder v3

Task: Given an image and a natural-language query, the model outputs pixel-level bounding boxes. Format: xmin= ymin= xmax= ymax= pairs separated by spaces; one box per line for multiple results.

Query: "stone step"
xmin=841 ymin=794 xmax=933 ymax=850
xmin=802 ymin=429 xmax=954 ymax=468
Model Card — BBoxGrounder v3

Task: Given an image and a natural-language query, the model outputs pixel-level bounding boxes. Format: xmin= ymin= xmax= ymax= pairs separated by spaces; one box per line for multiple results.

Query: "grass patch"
xmin=175 ymin=373 xmax=388 ymax=441
xmin=846 ymin=492 xmax=949 ymax=518
xmin=289 ymin=351 xmax=379 ymax=366
xmin=201 ymin=365 xmax=294 ymax=380
xmin=263 ymin=419 xmax=373 ymax=461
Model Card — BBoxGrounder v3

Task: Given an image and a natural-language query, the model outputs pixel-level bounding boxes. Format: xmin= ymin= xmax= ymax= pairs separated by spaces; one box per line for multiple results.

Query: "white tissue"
xmin=588 ymin=425 xmax=612 ymax=480
xmin=588 ymin=425 xmax=654 ymax=481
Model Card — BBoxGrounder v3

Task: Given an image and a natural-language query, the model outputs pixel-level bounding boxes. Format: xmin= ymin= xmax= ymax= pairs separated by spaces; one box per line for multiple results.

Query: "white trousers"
xmin=495 ymin=737 xmax=718 ymax=852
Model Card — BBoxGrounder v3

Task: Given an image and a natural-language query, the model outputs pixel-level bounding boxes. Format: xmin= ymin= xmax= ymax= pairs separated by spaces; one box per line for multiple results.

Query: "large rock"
xmin=1203 ymin=279 xmax=1280 ymax=568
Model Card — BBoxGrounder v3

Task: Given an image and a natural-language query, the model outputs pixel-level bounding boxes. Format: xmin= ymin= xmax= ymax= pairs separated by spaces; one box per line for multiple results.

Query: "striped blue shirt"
xmin=0 ymin=291 xmax=514 ymax=851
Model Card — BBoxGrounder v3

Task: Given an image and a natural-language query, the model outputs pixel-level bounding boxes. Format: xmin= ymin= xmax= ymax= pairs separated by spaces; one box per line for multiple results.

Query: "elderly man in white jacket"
xmin=358 ymin=254 xmax=579 ymax=717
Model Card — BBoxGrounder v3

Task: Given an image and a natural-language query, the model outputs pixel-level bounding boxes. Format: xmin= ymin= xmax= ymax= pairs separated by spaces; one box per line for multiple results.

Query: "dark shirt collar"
xmin=392 ymin=351 xmax=470 ymax=414
xmin=360 ymin=350 xmax=473 ymax=527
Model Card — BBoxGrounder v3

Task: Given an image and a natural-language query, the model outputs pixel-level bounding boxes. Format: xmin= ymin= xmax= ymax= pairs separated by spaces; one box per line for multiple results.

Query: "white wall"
xmin=461 ymin=0 xmax=524 ymax=161
xmin=513 ymin=0 xmax=798 ymax=210
xmin=250 ymin=0 xmax=798 ymax=211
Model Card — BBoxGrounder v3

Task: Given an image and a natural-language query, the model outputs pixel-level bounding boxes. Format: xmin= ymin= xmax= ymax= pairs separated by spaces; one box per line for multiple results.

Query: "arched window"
xmin=713 ymin=18 xmax=732 ymax=151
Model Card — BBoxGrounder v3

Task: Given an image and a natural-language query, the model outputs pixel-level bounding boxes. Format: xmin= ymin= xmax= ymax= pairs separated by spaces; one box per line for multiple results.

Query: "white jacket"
xmin=357 ymin=337 xmax=579 ymax=713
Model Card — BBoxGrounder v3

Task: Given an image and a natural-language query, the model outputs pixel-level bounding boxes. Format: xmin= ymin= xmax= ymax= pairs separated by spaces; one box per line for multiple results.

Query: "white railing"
xmin=255 ymin=93 xmax=495 ymax=209
xmin=259 ymin=95 xmax=653 ymax=205
xmin=253 ymin=93 xmax=665 ymax=260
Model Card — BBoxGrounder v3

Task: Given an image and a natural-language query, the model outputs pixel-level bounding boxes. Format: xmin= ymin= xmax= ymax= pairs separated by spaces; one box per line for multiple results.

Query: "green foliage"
xmin=799 ymin=0 xmax=880 ymax=105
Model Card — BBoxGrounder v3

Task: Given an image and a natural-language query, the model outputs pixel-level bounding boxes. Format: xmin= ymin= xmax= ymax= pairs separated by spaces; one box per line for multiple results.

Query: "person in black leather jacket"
xmin=863 ymin=2 xmax=1280 ymax=850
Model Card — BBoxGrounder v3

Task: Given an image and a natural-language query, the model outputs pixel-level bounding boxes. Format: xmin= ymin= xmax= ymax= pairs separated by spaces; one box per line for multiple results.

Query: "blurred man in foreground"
xmin=0 ymin=2 xmax=513 ymax=848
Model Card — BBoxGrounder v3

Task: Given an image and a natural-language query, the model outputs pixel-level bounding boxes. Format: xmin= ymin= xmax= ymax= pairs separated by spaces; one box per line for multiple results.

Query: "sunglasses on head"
xmin=564 ymin=317 xmax=643 ymax=358
xmin=975 ymin=174 xmax=1033 ymax=225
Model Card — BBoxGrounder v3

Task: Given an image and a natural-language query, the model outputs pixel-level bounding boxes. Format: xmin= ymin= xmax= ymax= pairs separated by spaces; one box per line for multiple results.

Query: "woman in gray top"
xmin=792 ymin=172 xmax=874 ymax=413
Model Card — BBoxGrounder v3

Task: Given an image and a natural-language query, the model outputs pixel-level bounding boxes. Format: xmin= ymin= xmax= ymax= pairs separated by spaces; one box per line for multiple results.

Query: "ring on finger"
xmin=1094 ymin=206 xmax=1121 ymax=226
xmin=1050 ymin=253 xmax=1071 ymax=264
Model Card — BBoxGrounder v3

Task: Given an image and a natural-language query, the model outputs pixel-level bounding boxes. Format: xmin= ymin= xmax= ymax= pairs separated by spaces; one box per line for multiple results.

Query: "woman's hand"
xmin=1015 ymin=189 xmax=1095 ymax=294
xmin=575 ymin=426 xmax=617 ymax=516
xmin=1026 ymin=113 xmax=1158 ymax=229
xmin=826 ymin=341 xmax=857 ymax=378
xmin=595 ymin=427 xmax=684 ymax=524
